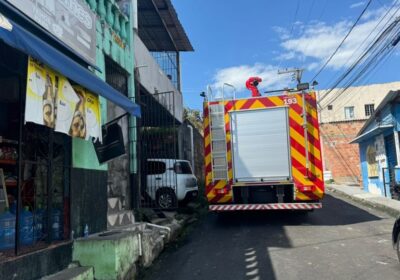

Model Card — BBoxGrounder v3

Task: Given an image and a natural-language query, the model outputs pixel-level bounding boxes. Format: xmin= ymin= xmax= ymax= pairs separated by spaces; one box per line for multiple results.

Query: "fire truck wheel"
xmin=156 ymin=188 xmax=177 ymax=209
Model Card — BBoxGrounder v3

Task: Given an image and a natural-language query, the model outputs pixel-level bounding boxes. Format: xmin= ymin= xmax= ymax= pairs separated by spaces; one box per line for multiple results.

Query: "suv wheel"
xmin=156 ymin=189 xmax=177 ymax=209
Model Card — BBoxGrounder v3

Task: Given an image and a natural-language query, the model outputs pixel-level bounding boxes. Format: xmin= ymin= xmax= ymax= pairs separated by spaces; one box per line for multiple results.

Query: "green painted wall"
xmin=72 ymin=232 xmax=140 ymax=280
xmin=72 ymin=1 xmax=137 ymax=172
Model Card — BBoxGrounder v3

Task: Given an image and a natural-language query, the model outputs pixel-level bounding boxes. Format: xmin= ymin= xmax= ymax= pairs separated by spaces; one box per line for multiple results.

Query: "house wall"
xmin=320 ymin=121 xmax=365 ymax=184
xmin=133 ymin=32 xmax=183 ymax=122
xmin=359 ymin=135 xmax=389 ymax=196
xmin=317 ymin=82 xmax=400 ymax=123
xmin=71 ymin=0 xmax=136 ymax=231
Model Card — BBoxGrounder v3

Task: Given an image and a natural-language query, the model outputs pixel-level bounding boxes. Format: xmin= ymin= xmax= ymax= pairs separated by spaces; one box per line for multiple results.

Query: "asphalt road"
xmin=141 ymin=193 xmax=400 ymax=280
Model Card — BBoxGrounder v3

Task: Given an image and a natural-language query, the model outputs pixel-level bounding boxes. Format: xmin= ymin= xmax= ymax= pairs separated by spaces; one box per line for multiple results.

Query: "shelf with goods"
xmin=0 ymin=137 xmax=19 ymax=212
xmin=0 ymin=159 xmax=16 ymax=165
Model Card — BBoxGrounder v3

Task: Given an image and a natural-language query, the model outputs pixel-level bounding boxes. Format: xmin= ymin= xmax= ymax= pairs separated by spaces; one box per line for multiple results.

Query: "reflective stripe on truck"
xmin=209 ymin=203 xmax=322 ymax=211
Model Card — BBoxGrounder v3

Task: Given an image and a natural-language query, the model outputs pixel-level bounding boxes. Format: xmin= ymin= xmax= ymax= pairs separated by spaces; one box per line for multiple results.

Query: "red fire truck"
xmin=203 ymin=79 xmax=324 ymax=211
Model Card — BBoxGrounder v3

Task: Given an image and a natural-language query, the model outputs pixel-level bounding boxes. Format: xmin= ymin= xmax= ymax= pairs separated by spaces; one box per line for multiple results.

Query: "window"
xmin=327 ymin=105 xmax=333 ymax=110
xmin=146 ymin=161 xmax=166 ymax=175
xmin=367 ymin=145 xmax=379 ymax=177
xmin=365 ymin=104 xmax=375 ymax=117
xmin=174 ymin=162 xmax=193 ymax=174
xmin=344 ymin=106 xmax=355 ymax=120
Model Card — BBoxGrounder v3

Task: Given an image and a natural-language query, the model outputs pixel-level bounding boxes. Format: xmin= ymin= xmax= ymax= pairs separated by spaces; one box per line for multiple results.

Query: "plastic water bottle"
xmin=84 ymin=224 xmax=89 ymax=238
xmin=0 ymin=208 xmax=16 ymax=250
xmin=34 ymin=205 xmax=45 ymax=241
xmin=19 ymin=206 xmax=33 ymax=245
xmin=51 ymin=208 xmax=63 ymax=241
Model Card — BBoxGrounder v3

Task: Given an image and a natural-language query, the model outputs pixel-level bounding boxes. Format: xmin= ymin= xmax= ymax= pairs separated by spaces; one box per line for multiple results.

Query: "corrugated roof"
xmin=138 ymin=0 xmax=194 ymax=52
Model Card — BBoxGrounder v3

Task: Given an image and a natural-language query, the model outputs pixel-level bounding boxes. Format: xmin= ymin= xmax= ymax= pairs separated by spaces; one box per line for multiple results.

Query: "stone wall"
xmin=320 ymin=120 xmax=365 ymax=185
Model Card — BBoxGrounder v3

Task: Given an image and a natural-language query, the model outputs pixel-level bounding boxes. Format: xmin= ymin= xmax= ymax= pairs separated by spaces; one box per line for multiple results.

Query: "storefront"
xmin=0 ymin=2 xmax=140 ymax=277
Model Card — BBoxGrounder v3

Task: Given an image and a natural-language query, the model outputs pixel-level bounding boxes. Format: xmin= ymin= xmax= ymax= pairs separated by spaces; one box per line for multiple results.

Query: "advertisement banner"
xmin=55 ymin=78 xmax=79 ymax=135
xmin=70 ymin=86 xmax=102 ymax=141
xmin=7 ymin=0 xmax=96 ymax=64
xmin=84 ymin=90 xmax=102 ymax=142
xmin=26 ymin=57 xmax=58 ymax=128
xmin=26 ymin=57 xmax=102 ymax=141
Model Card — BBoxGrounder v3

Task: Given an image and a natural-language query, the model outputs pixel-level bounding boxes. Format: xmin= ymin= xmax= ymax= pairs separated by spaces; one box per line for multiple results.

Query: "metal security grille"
xmin=151 ymin=51 xmax=180 ymax=90
xmin=105 ymin=56 xmax=129 ymax=96
xmin=135 ymin=91 xmax=179 ymax=209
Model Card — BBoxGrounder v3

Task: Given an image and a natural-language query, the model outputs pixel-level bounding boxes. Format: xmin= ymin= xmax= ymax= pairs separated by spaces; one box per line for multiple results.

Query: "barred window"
xmin=365 ymin=104 xmax=375 ymax=117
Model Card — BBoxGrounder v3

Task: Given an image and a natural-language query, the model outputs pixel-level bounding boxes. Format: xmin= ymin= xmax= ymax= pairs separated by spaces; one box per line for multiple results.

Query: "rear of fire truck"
xmin=203 ymin=78 xmax=324 ymax=212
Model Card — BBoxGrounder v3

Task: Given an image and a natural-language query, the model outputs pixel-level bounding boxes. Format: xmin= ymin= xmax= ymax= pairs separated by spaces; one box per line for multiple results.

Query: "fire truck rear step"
xmin=209 ymin=203 xmax=322 ymax=211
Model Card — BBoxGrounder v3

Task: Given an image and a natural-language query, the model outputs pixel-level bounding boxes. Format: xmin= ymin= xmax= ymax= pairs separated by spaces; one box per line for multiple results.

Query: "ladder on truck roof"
xmin=209 ymin=102 xmax=229 ymax=181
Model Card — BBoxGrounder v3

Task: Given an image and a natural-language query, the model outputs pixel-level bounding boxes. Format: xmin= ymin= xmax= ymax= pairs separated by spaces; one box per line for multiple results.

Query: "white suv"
xmin=146 ymin=159 xmax=198 ymax=209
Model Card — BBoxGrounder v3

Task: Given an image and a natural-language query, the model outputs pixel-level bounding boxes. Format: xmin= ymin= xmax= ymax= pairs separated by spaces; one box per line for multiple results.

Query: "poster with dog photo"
xmin=26 ymin=57 xmax=102 ymax=141
xmin=54 ymin=77 xmax=80 ymax=135
xmin=83 ymin=90 xmax=102 ymax=142
xmin=70 ymin=86 xmax=102 ymax=141
xmin=25 ymin=57 xmax=58 ymax=128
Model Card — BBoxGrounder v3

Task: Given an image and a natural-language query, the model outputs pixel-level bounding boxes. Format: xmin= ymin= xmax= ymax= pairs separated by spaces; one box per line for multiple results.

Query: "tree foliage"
xmin=183 ymin=107 xmax=203 ymax=133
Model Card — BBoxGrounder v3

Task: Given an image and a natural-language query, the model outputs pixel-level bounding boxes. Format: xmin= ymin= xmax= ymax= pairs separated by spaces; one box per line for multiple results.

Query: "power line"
xmin=318 ymin=1 xmax=400 ymax=106
xmin=320 ymin=19 xmax=400 ymax=109
xmin=289 ymin=0 xmax=301 ymax=37
xmin=327 ymin=0 xmax=400 ymax=86
xmin=305 ymin=0 xmax=316 ymax=23
xmin=277 ymin=0 xmax=301 ymax=70
xmin=310 ymin=0 xmax=373 ymax=82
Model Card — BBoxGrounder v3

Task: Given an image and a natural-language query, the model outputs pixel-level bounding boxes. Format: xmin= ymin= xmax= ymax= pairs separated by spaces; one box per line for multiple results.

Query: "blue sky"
xmin=173 ymin=0 xmax=400 ymax=110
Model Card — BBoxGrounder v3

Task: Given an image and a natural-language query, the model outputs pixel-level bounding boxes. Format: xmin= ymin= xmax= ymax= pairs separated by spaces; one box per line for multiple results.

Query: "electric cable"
xmin=318 ymin=14 xmax=400 ymax=107
xmin=320 ymin=22 xmax=400 ymax=109
xmin=310 ymin=0 xmax=373 ymax=82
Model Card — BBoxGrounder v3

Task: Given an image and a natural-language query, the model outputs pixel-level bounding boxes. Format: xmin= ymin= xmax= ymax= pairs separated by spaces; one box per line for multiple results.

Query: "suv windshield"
xmin=174 ymin=161 xmax=193 ymax=174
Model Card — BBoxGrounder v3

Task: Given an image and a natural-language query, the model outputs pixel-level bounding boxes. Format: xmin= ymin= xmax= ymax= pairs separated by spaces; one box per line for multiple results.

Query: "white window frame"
xmin=365 ymin=104 xmax=375 ymax=117
xmin=344 ymin=106 xmax=355 ymax=120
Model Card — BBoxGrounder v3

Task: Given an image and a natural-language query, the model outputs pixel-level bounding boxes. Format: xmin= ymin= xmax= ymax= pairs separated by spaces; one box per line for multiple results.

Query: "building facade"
xmin=317 ymin=82 xmax=400 ymax=184
xmin=352 ymin=91 xmax=400 ymax=199
xmin=0 ymin=0 xmax=141 ymax=279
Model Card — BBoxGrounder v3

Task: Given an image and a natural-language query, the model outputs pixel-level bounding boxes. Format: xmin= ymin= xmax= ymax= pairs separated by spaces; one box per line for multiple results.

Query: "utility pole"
xmin=278 ymin=68 xmax=304 ymax=84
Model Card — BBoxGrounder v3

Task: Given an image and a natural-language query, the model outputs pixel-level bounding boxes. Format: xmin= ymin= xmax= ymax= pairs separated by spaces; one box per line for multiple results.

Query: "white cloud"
xmin=211 ymin=63 xmax=293 ymax=96
xmin=276 ymin=3 xmax=400 ymax=70
xmin=350 ymin=1 xmax=365 ymax=9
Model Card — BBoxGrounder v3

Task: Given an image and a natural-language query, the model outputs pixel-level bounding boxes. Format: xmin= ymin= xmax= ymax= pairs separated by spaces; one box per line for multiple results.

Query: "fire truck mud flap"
xmin=209 ymin=202 xmax=322 ymax=211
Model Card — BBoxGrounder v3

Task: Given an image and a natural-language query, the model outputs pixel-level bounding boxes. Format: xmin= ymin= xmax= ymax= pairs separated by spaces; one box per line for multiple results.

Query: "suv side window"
xmin=174 ymin=162 xmax=193 ymax=174
xmin=146 ymin=161 xmax=166 ymax=175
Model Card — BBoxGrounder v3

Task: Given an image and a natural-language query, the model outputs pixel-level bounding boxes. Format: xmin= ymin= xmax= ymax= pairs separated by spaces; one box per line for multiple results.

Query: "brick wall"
xmin=320 ymin=121 xmax=365 ymax=185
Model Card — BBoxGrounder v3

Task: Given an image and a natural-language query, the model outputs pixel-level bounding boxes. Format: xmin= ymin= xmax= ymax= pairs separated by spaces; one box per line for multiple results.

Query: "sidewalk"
xmin=327 ymin=184 xmax=400 ymax=217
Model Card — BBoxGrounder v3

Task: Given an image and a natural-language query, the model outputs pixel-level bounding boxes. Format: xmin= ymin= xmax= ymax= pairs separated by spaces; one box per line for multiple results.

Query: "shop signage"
xmin=25 ymin=57 xmax=102 ymax=141
xmin=7 ymin=0 xmax=96 ymax=64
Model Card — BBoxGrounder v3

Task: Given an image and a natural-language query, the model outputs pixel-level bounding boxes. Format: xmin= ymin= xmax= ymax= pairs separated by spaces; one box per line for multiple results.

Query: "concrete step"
xmin=107 ymin=197 xmax=123 ymax=213
xmin=107 ymin=210 xmax=135 ymax=228
xmin=41 ymin=266 xmax=94 ymax=280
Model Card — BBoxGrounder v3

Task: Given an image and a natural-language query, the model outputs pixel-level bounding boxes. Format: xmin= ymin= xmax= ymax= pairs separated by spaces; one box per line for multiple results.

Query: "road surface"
xmin=141 ymin=193 xmax=400 ymax=280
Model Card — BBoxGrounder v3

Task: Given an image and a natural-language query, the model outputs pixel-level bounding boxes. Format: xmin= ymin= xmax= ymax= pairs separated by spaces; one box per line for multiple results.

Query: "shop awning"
xmin=0 ymin=13 xmax=141 ymax=117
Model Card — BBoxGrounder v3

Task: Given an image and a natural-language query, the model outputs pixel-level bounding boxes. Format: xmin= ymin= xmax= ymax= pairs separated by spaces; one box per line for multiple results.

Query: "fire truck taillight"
xmin=214 ymin=188 xmax=229 ymax=195
xmin=297 ymin=185 xmax=316 ymax=192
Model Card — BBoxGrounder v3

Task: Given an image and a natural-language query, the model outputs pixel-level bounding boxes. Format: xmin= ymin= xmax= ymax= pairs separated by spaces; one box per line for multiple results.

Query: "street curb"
xmin=326 ymin=186 xmax=400 ymax=218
